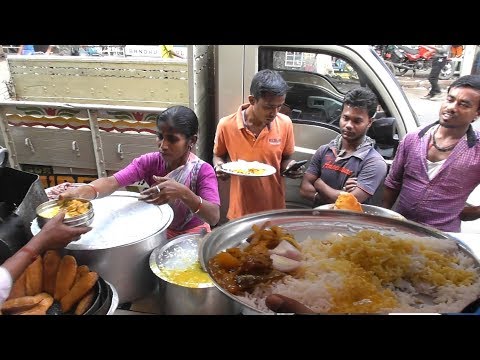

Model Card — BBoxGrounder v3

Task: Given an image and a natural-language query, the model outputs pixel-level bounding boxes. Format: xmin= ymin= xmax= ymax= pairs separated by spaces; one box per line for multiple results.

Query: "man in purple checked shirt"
xmin=383 ymin=75 xmax=480 ymax=232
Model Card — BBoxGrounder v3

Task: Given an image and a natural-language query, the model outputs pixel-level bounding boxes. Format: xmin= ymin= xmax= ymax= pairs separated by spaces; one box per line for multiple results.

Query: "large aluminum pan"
xmin=199 ymin=209 xmax=480 ymax=314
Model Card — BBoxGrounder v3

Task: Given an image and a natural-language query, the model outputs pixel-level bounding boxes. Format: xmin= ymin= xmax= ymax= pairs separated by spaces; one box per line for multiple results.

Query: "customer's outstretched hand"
xmin=265 ymin=294 xmax=316 ymax=314
xmin=38 ymin=210 xmax=92 ymax=249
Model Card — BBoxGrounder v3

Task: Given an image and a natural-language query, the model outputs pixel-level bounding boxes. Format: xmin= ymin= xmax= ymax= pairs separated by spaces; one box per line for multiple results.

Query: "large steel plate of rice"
xmin=199 ymin=209 xmax=480 ymax=314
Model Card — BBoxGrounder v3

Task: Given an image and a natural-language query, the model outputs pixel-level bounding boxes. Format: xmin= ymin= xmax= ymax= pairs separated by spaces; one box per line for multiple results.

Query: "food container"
xmin=149 ymin=233 xmax=241 ymax=315
xmin=36 ymin=198 xmax=94 ymax=228
xmin=31 ymin=191 xmax=173 ymax=304
xmin=314 ymin=203 xmax=405 ymax=220
xmin=199 ymin=208 xmax=480 ymax=315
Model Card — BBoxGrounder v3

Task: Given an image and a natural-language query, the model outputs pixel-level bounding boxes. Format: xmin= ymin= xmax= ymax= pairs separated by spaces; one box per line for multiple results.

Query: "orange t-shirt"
xmin=214 ymin=104 xmax=295 ymax=220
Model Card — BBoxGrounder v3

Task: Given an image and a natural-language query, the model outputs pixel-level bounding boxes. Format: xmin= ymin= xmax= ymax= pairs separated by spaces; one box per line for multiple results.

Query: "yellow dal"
xmin=159 ymin=261 xmax=213 ymax=288
xmin=39 ymin=200 xmax=89 ymax=219
xmin=40 ymin=206 xmax=74 ymax=219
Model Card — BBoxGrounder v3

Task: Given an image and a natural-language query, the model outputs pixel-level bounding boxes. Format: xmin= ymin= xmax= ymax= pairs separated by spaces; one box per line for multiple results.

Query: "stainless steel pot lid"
xmin=150 ymin=233 xmax=213 ymax=288
xmin=31 ymin=191 xmax=173 ymax=250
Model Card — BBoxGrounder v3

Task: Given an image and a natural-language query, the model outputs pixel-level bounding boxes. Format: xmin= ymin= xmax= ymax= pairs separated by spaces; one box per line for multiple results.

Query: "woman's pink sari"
xmin=165 ymin=152 xmax=209 ymax=235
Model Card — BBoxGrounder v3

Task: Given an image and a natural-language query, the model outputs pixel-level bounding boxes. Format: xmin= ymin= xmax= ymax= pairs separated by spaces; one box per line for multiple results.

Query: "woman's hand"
xmin=139 ymin=176 xmax=187 ymax=205
xmin=59 ymin=184 xmax=97 ymax=201
xmin=59 ymin=188 xmax=81 ymax=200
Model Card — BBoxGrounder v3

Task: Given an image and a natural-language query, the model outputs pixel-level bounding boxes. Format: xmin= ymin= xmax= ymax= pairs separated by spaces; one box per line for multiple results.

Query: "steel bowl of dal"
xmin=35 ymin=198 xmax=94 ymax=228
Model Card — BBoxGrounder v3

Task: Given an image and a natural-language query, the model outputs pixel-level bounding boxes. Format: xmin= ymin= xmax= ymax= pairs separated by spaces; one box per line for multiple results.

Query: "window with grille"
xmin=284 ymin=51 xmax=303 ymax=67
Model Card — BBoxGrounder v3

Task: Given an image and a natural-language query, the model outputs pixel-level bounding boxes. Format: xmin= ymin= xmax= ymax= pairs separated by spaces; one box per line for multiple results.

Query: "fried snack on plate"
xmin=7 ymin=271 xmax=26 ymax=300
xmin=25 ymin=255 xmax=43 ymax=296
xmin=74 ymin=265 xmax=90 ymax=283
xmin=334 ymin=191 xmax=363 ymax=212
xmin=43 ymin=250 xmax=62 ymax=295
xmin=19 ymin=294 xmax=54 ymax=315
xmin=61 ymin=271 xmax=98 ymax=313
xmin=74 ymin=289 xmax=95 ymax=315
xmin=54 ymin=255 xmax=77 ymax=301
xmin=1 ymin=293 xmax=51 ymax=314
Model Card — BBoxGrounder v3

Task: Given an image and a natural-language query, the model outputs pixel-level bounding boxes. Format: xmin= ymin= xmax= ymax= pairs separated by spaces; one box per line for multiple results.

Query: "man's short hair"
xmin=342 ymin=87 xmax=379 ymax=118
xmin=250 ymin=69 xmax=289 ymax=99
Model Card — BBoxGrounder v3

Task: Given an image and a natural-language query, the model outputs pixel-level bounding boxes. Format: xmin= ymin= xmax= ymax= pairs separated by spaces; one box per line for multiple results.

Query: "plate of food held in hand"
xmin=220 ymin=160 xmax=276 ymax=177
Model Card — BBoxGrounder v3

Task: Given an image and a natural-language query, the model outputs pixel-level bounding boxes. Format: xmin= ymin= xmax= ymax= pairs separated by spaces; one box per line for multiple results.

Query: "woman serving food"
xmin=60 ymin=105 xmax=220 ymax=239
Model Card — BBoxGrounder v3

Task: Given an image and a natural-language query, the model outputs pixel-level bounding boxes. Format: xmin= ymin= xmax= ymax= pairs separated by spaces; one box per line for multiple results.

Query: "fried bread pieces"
xmin=61 ymin=271 xmax=98 ymax=312
xmin=19 ymin=294 xmax=54 ymax=315
xmin=74 ymin=289 xmax=95 ymax=315
xmin=334 ymin=192 xmax=363 ymax=212
xmin=7 ymin=271 xmax=26 ymax=300
xmin=74 ymin=265 xmax=90 ymax=283
xmin=43 ymin=250 xmax=62 ymax=295
xmin=2 ymin=293 xmax=51 ymax=314
xmin=25 ymin=255 xmax=43 ymax=296
xmin=2 ymin=252 xmax=99 ymax=315
xmin=54 ymin=255 xmax=77 ymax=301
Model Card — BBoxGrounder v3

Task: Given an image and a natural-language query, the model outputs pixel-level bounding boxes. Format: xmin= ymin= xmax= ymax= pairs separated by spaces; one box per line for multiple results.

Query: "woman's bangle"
xmin=313 ymin=191 xmax=319 ymax=203
xmin=194 ymin=196 xmax=203 ymax=214
xmin=85 ymin=183 xmax=99 ymax=200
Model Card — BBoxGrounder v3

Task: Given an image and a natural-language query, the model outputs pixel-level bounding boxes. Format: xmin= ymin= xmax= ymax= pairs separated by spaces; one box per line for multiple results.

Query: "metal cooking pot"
xmin=31 ymin=191 xmax=173 ymax=303
xmin=199 ymin=208 xmax=479 ymax=315
xmin=150 ymin=233 xmax=241 ymax=315
xmin=0 ymin=167 xmax=48 ymax=232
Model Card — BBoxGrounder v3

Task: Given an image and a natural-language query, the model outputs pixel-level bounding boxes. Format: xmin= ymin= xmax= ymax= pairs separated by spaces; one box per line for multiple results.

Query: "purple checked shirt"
xmin=384 ymin=124 xmax=480 ymax=232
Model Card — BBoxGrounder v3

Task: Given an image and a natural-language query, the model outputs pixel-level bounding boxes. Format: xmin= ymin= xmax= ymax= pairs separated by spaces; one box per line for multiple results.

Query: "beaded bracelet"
xmin=194 ymin=196 xmax=203 ymax=214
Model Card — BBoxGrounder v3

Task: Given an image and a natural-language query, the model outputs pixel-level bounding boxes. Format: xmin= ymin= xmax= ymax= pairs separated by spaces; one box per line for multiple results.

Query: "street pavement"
xmin=398 ymin=75 xmax=479 ymax=233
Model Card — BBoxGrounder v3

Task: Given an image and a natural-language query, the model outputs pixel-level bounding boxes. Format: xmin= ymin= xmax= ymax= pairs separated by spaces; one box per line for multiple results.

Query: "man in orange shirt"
xmin=213 ymin=69 xmax=303 ymax=220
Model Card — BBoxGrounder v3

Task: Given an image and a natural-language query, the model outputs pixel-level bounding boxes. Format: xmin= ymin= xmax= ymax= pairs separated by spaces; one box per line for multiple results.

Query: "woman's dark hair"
xmin=250 ymin=69 xmax=289 ymax=100
xmin=156 ymin=105 xmax=199 ymax=138
xmin=342 ymin=87 xmax=378 ymax=118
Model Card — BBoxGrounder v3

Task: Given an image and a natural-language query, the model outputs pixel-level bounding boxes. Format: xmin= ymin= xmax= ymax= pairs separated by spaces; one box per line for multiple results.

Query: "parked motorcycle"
xmin=375 ymin=45 xmax=454 ymax=80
